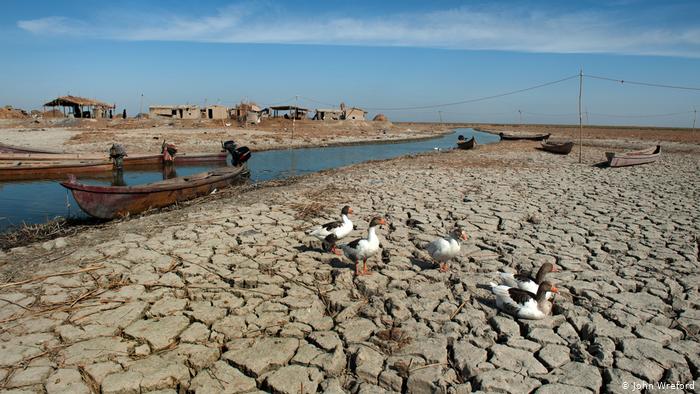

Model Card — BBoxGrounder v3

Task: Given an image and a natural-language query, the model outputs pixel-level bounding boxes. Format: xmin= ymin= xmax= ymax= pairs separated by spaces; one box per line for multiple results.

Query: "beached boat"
xmin=61 ymin=165 xmax=250 ymax=219
xmin=0 ymin=151 xmax=231 ymax=181
xmin=0 ymin=160 xmax=115 ymax=181
xmin=540 ymin=140 xmax=574 ymax=155
xmin=499 ymin=132 xmax=551 ymax=141
xmin=0 ymin=142 xmax=61 ymax=154
xmin=456 ymin=137 xmax=477 ymax=150
xmin=605 ymin=145 xmax=660 ymax=167
xmin=0 ymin=151 xmax=227 ymax=164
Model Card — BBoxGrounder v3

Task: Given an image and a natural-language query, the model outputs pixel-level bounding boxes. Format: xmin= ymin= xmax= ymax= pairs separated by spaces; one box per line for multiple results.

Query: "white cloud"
xmin=16 ymin=4 xmax=700 ymax=58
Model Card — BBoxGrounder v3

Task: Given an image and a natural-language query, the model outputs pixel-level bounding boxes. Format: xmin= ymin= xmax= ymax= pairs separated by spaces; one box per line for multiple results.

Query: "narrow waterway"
xmin=0 ymin=128 xmax=498 ymax=231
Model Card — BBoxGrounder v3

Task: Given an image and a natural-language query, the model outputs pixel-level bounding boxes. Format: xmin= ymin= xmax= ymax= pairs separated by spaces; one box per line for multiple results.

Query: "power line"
xmin=364 ymin=74 xmax=579 ymax=111
xmin=298 ymin=96 xmax=337 ymax=107
xmin=585 ymin=74 xmax=700 ymax=91
xmin=260 ymin=96 xmax=297 ymax=107
xmin=589 ymin=110 xmax=693 ymax=118
xmin=522 ymin=111 xmax=579 ymax=117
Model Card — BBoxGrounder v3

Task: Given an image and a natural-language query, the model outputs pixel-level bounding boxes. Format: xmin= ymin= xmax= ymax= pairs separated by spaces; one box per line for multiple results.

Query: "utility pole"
xmin=578 ymin=68 xmax=583 ymax=164
xmin=292 ymin=95 xmax=298 ymax=144
xmin=438 ymin=110 xmax=443 ymax=124
xmin=518 ymin=109 xmax=522 ymax=125
xmin=139 ymin=93 xmax=144 ymax=116
xmin=693 ymin=108 xmax=697 ymax=133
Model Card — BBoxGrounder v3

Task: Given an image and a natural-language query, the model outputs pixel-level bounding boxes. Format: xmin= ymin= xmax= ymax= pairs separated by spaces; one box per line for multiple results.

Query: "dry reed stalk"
xmin=0 ymin=264 xmax=105 ymax=289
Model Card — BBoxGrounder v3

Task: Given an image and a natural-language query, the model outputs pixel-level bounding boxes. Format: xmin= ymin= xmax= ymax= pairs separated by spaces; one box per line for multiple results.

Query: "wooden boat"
xmin=0 ymin=160 xmax=115 ymax=181
xmin=605 ymin=145 xmax=660 ymax=167
xmin=456 ymin=137 xmax=477 ymax=150
xmin=0 ymin=151 xmax=227 ymax=163
xmin=540 ymin=140 xmax=574 ymax=155
xmin=0 ymin=151 xmax=230 ymax=181
xmin=0 ymin=142 xmax=60 ymax=154
xmin=61 ymin=165 xmax=250 ymax=219
xmin=499 ymin=132 xmax=551 ymax=141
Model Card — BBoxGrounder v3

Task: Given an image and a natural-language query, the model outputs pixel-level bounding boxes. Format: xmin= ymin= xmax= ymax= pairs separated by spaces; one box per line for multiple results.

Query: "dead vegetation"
xmin=0 ymin=217 xmax=102 ymax=251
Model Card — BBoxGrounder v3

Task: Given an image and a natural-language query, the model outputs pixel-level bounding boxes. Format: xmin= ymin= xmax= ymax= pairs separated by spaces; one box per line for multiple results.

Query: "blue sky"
xmin=1 ymin=0 xmax=699 ymax=126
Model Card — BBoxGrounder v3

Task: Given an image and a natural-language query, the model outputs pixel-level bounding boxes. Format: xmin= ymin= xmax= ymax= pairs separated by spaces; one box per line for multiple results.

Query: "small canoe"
xmin=540 ymin=140 xmax=574 ymax=155
xmin=0 ymin=160 xmax=114 ymax=181
xmin=499 ymin=132 xmax=551 ymax=141
xmin=61 ymin=165 xmax=250 ymax=219
xmin=456 ymin=137 xmax=477 ymax=150
xmin=0 ymin=142 xmax=61 ymax=154
xmin=605 ymin=145 xmax=660 ymax=167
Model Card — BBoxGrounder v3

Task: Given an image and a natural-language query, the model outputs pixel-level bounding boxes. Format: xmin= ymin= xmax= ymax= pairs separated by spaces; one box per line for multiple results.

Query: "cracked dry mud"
xmin=0 ymin=141 xmax=698 ymax=393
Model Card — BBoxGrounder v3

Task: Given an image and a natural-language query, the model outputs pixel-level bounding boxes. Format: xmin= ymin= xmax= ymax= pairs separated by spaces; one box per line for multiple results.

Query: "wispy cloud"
xmin=16 ymin=3 xmax=700 ymax=58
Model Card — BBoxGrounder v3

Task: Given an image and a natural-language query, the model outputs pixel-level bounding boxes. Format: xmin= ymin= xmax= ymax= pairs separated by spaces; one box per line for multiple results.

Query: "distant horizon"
xmin=1 ymin=0 xmax=698 ymax=127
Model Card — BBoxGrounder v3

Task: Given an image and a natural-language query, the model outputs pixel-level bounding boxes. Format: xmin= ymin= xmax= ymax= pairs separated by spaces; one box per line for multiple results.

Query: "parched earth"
xmin=0 ymin=141 xmax=698 ymax=393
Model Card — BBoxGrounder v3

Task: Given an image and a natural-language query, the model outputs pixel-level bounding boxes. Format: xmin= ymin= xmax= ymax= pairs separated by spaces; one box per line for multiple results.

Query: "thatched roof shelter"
xmin=44 ymin=95 xmax=114 ymax=109
xmin=44 ymin=95 xmax=115 ymax=119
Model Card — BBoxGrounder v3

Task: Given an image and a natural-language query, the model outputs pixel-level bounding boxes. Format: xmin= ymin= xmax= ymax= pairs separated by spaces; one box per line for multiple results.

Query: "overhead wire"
xmin=362 ymin=74 xmax=579 ymax=111
xmin=585 ymin=74 xmax=700 ymax=91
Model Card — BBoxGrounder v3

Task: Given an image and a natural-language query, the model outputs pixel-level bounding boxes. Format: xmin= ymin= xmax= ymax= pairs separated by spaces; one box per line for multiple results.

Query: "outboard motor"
xmin=109 ymin=143 xmax=128 ymax=170
xmin=161 ymin=141 xmax=178 ymax=163
xmin=222 ymin=140 xmax=251 ymax=166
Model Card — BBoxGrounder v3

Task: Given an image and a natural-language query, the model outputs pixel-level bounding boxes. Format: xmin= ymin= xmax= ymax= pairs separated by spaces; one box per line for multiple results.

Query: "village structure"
xmin=13 ymin=95 xmax=377 ymax=125
xmin=43 ymin=95 xmax=115 ymax=119
xmin=147 ymin=102 xmax=368 ymax=123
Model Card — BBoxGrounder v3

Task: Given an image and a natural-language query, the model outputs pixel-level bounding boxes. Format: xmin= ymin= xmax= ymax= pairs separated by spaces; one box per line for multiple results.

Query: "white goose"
xmin=307 ymin=205 xmax=354 ymax=253
xmin=499 ymin=262 xmax=559 ymax=299
xmin=332 ymin=217 xmax=386 ymax=276
xmin=489 ymin=281 xmax=558 ymax=320
xmin=425 ymin=228 xmax=468 ymax=272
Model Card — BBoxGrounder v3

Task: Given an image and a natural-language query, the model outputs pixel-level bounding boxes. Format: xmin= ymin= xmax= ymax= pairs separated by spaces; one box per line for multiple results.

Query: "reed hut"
xmin=44 ymin=95 xmax=115 ymax=119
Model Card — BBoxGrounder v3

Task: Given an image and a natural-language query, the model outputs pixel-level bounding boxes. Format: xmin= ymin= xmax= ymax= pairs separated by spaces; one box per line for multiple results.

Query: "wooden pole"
xmin=578 ymin=69 xmax=583 ymax=164
xmin=693 ymin=108 xmax=697 ymax=133
xmin=292 ymin=95 xmax=298 ymax=144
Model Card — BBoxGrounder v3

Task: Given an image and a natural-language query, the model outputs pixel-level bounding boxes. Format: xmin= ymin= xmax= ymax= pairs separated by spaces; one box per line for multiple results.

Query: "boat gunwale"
xmin=60 ymin=165 xmax=248 ymax=194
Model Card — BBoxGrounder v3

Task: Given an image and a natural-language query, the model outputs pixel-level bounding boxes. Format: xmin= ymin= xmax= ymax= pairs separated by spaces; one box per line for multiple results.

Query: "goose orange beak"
xmin=349 ymin=208 xmax=354 ymax=214
xmin=550 ymin=286 xmax=559 ymax=293
xmin=460 ymin=232 xmax=468 ymax=241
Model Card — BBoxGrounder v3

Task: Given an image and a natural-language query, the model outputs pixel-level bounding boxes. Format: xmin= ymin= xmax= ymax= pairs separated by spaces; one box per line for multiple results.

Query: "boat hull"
xmin=0 ymin=152 xmax=226 ymax=163
xmin=540 ymin=141 xmax=574 ymax=155
xmin=0 ymin=153 xmax=229 ymax=181
xmin=456 ymin=137 xmax=477 ymax=150
xmin=499 ymin=132 xmax=551 ymax=141
xmin=0 ymin=142 xmax=60 ymax=154
xmin=61 ymin=165 xmax=249 ymax=219
xmin=0 ymin=161 xmax=115 ymax=181
xmin=605 ymin=145 xmax=661 ymax=167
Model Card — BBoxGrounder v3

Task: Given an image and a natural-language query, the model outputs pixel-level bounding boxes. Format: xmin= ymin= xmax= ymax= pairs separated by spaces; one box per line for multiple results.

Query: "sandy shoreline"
xmin=0 ymin=135 xmax=698 ymax=392
xmin=0 ymin=118 xmax=452 ymax=155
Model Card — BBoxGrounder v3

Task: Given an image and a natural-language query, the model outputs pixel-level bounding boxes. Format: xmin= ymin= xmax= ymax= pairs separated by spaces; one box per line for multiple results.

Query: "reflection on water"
xmin=0 ymin=128 xmax=498 ymax=231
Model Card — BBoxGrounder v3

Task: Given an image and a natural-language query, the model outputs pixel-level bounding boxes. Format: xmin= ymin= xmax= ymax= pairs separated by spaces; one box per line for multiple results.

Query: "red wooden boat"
xmin=0 ymin=160 xmax=115 ymax=181
xmin=540 ymin=140 xmax=574 ymax=155
xmin=456 ymin=137 xmax=477 ymax=150
xmin=605 ymin=145 xmax=660 ymax=167
xmin=0 ymin=152 xmax=229 ymax=181
xmin=499 ymin=132 xmax=551 ymax=141
xmin=0 ymin=142 xmax=61 ymax=154
xmin=61 ymin=165 xmax=250 ymax=219
xmin=0 ymin=152 xmax=226 ymax=164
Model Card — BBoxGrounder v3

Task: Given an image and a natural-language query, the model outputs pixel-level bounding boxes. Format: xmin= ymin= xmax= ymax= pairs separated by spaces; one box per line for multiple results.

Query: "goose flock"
xmin=308 ymin=205 xmax=562 ymax=320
